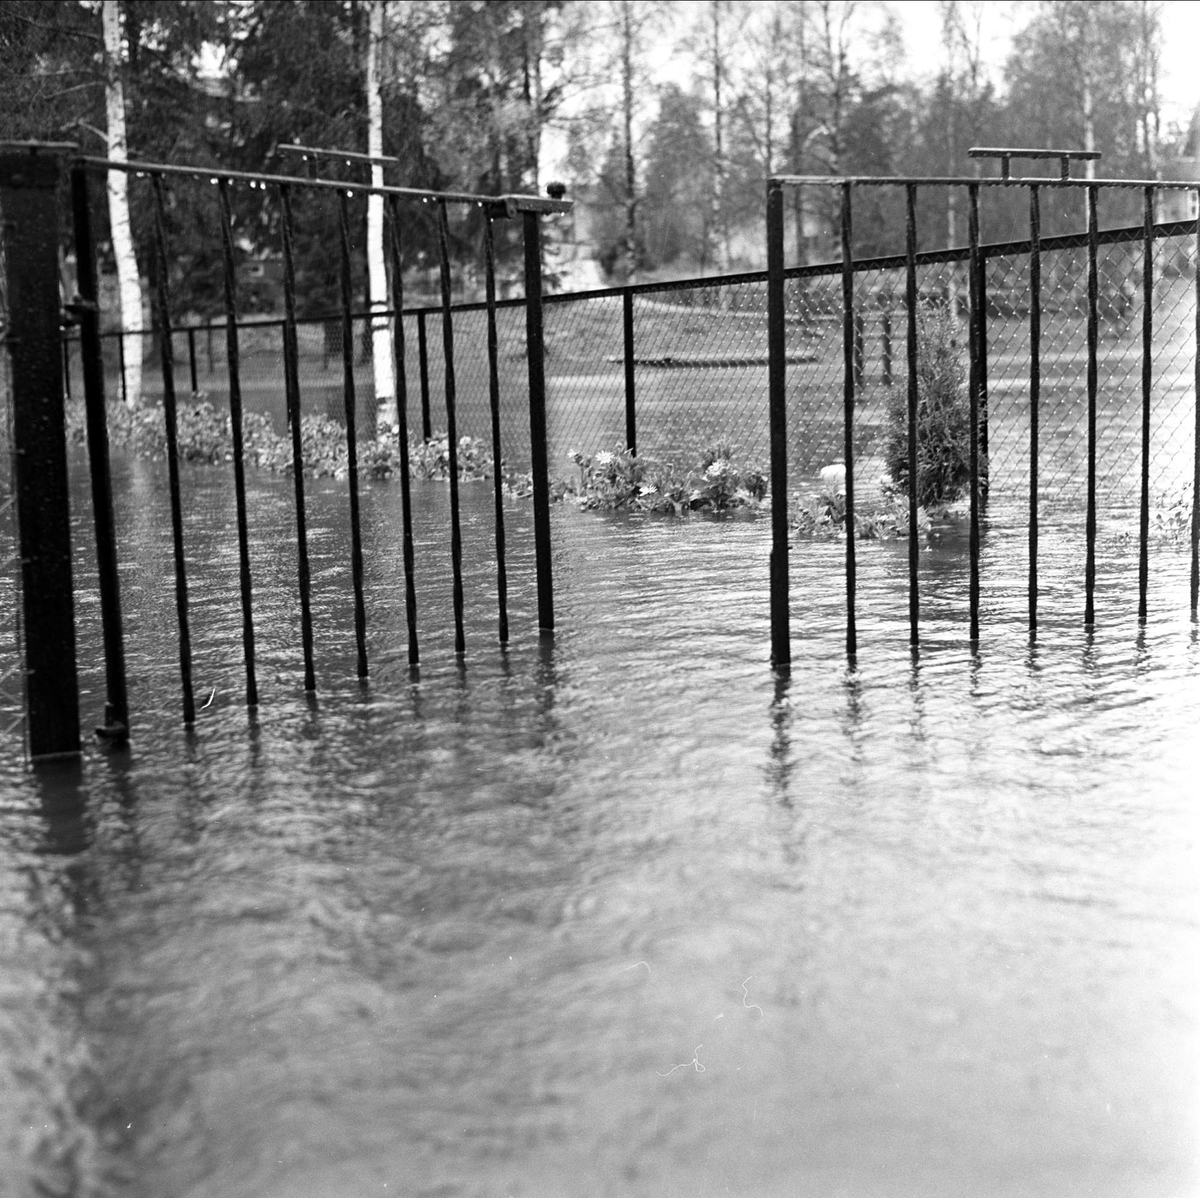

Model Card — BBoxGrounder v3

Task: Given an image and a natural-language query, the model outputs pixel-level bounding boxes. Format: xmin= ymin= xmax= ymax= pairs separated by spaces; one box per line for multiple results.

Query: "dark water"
xmin=1 ymin=451 xmax=1198 ymax=1197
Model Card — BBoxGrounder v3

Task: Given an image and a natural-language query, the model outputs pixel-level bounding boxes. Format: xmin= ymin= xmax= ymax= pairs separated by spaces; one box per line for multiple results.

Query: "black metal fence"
xmin=5 ymin=142 xmax=1200 ymax=755
xmin=66 ymin=214 xmax=1197 ymax=514
xmin=3 ymin=142 xmax=569 ymax=757
xmin=764 ymin=151 xmax=1199 ymax=664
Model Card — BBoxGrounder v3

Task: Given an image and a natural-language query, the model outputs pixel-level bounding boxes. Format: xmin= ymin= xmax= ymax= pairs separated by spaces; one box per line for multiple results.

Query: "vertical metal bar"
xmin=337 ymin=190 xmax=369 ymax=678
xmin=967 ymin=182 xmax=982 ymax=644
xmin=1085 ymin=184 xmax=1099 ymax=627
xmin=881 ymin=309 xmax=892 ymax=388
xmin=1138 ymin=186 xmax=1153 ymax=623
xmin=840 ymin=182 xmax=857 ymax=660
xmin=483 ymin=210 xmax=509 ymax=643
xmin=1029 ymin=184 xmax=1041 ymax=636
xmin=623 ymin=288 xmax=636 ymax=453
xmin=1192 ymin=192 xmax=1199 ymax=618
xmin=766 ymin=179 xmax=790 ymax=667
xmin=417 ymin=309 xmax=432 ymax=441
xmin=436 ymin=199 xmax=467 ymax=654
xmin=2 ymin=148 xmax=81 ymax=758
xmin=978 ymin=247 xmax=989 ymax=471
xmin=278 ymin=184 xmax=316 ymax=690
xmin=852 ymin=311 xmax=864 ymax=388
xmin=70 ymin=163 xmax=128 ymax=738
xmin=150 ymin=173 xmax=195 ymax=725
xmin=117 ymin=328 xmax=127 ymax=406
xmin=187 ymin=326 xmax=198 ymax=394
xmin=217 ymin=178 xmax=258 ymax=707
xmin=385 ymin=195 xmax=419 ymax=666
xmin=905 ymin=182 xmax=919 ymax=648
xmin=523 ymin=207 xmax=554 ymax=634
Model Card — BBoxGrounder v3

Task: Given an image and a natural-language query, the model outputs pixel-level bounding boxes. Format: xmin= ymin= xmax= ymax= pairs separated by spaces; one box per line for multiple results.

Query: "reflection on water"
xmin=0 ymin=453 xmax=1198 ymax=1198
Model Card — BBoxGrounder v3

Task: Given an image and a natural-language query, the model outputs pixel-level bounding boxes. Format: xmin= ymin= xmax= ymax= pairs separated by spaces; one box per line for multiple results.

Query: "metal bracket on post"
xmin=0 ymin=143 xmax=81 ymax=760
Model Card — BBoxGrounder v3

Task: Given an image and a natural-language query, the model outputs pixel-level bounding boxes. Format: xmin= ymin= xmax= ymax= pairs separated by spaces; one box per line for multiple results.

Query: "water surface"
xmin=1 ymin=454 xmax=1197 ymax=1197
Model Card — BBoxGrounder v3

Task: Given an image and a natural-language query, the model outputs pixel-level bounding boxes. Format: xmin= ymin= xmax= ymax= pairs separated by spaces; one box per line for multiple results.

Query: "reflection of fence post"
xmin=623 ymin=289 xmax=636 ymax=453
xmin=766 ymin=178 xmax=789 ymax=667
xmin=522 ymin=208 xmax=553 ymax=633
xmin=1 ymin=144 xmax=81 ymax=759
xmin=70 ymin=162 xmax=129 ymax=741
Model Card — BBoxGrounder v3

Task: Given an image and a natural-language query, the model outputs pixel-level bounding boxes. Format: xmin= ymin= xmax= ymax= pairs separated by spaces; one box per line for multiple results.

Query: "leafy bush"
xmin=882 ymin=302 xmax=975 ymax=511
xmin=67 ymin=396 xmax=494 ymax=483
xmin=558 ymin=444 xmax=768 ymax=514
xmin=790 ymin=484 xmax=930 ymax=541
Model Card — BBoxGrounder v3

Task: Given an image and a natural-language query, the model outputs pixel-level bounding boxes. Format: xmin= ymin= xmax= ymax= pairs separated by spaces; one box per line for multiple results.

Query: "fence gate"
xmin=0 ymin=140 xmax=570 ymax=761
xmin=766 ymin=148 xmax=1200 ymax=665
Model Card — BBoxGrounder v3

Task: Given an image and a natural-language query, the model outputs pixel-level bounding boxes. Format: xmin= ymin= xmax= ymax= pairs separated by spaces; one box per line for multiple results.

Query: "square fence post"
xmin=1 ymin=145 xmax=80 ymax=759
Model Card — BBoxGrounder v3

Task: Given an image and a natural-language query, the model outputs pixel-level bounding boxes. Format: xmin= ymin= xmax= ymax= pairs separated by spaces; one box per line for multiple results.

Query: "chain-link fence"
xmin=63 ymin=219 xmax=1197 ymax=516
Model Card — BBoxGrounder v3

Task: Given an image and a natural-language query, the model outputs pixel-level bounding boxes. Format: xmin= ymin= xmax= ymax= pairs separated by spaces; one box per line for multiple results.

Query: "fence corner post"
xmin=70 ymin=162 xmax=128 ymax=741
xmin=1 ymin=144 xmax=81 ymax=759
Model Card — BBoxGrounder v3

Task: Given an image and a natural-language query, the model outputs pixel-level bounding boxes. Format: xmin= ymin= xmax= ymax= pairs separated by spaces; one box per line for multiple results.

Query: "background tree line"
xmin=1 ymin=0 xmax=1193 ymax=313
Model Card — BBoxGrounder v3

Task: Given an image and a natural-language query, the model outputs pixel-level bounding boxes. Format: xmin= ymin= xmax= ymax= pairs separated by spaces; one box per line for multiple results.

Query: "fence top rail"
xmin=72 ymin=154 xmax=572 ymax=214
xmin=968 ymin=147 xmax=1102 ymax=161
xmin=64 ymin=214 xmax=1198 ymax=339
xmin=769 ymin=173 xmax=1200 ymax=192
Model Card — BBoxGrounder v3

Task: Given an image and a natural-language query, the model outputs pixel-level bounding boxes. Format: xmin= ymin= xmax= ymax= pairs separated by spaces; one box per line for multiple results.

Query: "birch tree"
xmin=366 ymin=0 xmax=395 ymax=428
xmin=102 ymin=0 xmax=142 ymax=408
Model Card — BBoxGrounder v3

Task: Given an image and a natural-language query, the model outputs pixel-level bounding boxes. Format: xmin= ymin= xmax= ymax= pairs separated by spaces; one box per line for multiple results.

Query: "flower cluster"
xmin=560 ymin=444 xmax=768 ymax=514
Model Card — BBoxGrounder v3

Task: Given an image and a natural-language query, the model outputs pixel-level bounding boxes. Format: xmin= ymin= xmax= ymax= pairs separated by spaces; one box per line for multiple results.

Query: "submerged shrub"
xmin=558 ymin=444 xmax=768 ymax=514
xmin=882 ymin=302 xmax=974 ymax=511
xmin=68 ymin=397 xmax=493 ymax=482
xmin=789 ymin=485 xmax=930 ymax=541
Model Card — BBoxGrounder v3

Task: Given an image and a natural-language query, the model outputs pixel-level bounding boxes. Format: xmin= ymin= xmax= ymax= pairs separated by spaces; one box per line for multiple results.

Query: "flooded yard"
xmin=0 ymin=451 xmax=1197 ymax=1197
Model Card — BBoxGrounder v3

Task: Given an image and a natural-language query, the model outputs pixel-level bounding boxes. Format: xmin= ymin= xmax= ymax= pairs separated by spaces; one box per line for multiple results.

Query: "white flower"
xmin=595 ymin=450 xmax=615 ymax=467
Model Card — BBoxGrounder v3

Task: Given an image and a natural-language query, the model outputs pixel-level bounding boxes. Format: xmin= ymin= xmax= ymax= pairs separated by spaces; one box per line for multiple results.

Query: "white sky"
xmin=893 ymin=0 xmax=1200 ymax=131
xmin=646 ymin=1 xmax=1199 ymax=132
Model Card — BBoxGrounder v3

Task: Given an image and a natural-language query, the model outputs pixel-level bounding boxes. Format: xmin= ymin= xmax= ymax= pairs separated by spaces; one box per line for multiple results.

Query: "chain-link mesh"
xmin=69 ymin=221 xmax=1197 ymax=520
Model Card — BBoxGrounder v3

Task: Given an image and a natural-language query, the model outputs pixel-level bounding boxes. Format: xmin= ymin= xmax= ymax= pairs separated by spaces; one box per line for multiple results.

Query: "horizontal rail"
xmin=58 ymin=215 xmax=1198 ymax=342
xmin=968 ymin=147 xmax=1102 ymax=160
xmin=770 ymin=173 xmax=1200 ymax=191
xmin=73 ymin=155 xmax=571 ymax=213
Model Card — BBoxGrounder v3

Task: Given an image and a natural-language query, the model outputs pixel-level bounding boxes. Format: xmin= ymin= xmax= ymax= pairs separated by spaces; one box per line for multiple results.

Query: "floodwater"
xmin=1 ymin=449 xmax=1198 ymax=1198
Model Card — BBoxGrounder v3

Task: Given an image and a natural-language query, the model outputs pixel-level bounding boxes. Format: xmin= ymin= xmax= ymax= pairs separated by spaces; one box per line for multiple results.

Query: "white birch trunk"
xmin=367 ymin=0 xmax=395 ymax=429
xmin=102 ymin=0 xmax=143 ymax=408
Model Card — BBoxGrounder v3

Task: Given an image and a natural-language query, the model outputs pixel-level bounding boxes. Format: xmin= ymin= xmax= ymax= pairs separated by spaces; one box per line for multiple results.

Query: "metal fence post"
xmin=417 ymin=309 xmax=432 ymax=441
xmin=1 ymin=145 xmax=81 ymax=759
xmin=840 ymin=182 xmax=858 ymax=660
xmin=70 ymin=162 xmax=128 ymax=740
xmin=623 ymin=289 xmax=636 ymax=453
xmin=117 ymin=328 xmax=128 ymax=406
xmin=881 ymin=308 xmax=893 ymax=388
xmin=523 ymin=209 xmax=554 ymax=633
xmin=184 ymin=327 xmax=197 ymax=394
xmin=766 ymin=178 xmax=789 ymax=667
